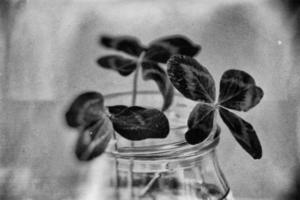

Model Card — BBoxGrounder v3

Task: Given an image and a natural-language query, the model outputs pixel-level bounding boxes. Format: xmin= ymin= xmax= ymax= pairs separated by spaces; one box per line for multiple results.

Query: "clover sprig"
xmin=65 ymin=92 xmax=169 ymax=161
xmin=96 ymin=35 xmax=200 ymax=111
xmin=167 ymin=55 xmax=264 ymax=159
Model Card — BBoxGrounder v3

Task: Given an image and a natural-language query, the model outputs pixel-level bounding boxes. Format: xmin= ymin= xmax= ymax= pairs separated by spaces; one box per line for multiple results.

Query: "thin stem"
xmin=128 ymin=157 xmax=134 ymax=199
xmin=139 ymin=173 xmax=161 ymax=197
xmin=193 ymin=167 xmax=205 ymax=184
xmin=131 ymin=68 xmax=139 ymax=106
xmin=112 ymin=131 xmax=120 ymax=200
xmin=131 ymin=52 xmax=167 ymax=198
xmin=212 ymin=108 xmax=218 ymax=138
xmin=131 ymin=51 xmax=146 ymax=106
xmin=205 ymin=105 xmax=219 ymax=142
xmin=107 ymin=111 xmax=120 ymax=199
xmin=128 ymin=51 xmax=146 ymax=199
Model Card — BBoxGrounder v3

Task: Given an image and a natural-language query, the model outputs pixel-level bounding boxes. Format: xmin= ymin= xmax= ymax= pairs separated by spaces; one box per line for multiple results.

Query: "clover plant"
xmin=65 ymin=92 xmax=169 ymax=161
xmin=167 ymin=55 xmax=264 ymax=159
xmin=97 ymin=35 xmax=200 ymax=110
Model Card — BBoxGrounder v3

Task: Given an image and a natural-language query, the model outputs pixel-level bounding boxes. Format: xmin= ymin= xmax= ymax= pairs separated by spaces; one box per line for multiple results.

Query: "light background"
xmin=0 ymin=0 xmax=299 ymax=199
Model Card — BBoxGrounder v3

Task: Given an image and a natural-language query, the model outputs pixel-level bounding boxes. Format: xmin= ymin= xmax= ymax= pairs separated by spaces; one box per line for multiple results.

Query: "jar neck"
xmin=108 ymin=126 xmax=220 ymax=161
xmin=106 ymin=128 xmax=221 ymax=172
xmin=108 ymin=148 xmax=219 ymax=173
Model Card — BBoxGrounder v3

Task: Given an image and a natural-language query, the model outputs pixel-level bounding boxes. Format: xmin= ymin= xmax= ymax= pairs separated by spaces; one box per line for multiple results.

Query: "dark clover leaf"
xmin=101 ymin=35 xmax=145 ymax=57
xmin=147 ymin=35 xmax=201 ymax=63
xmin=144 ymin=45 xmax=171 ymax=63
xmin=185 ymin=104 xmax=215 ymax=144
xmin=218 ymin=69 xmax=264 ymax=112
xmin=108 ymin=106 xmax=169 ymax=140
xmin=97 ymin=55 xmax=137 ymax=76
xmin=219 ymin=107 xmax=262 ymax=159
xmin=167 ymin=55 xmax=216 ymax=103
xmin=75 ymin=114 xmax=113 ymax=161
xmin=141 ymin=61 xmax=174 ymax=111
xmin=65 ymin=92 xmax=105 ymax=128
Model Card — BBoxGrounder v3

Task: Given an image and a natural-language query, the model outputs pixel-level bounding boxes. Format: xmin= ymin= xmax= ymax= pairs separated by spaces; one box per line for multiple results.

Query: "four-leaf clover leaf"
xmin=167 ymin=55 xmax=264 ymax=159
xmin=96 ymin=35 xmax=201 ymax=111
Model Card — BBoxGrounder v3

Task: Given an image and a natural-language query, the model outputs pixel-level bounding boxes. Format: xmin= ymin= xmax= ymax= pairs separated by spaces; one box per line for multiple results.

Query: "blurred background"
xmin=0 ymin=0 xmax=300 ymax=199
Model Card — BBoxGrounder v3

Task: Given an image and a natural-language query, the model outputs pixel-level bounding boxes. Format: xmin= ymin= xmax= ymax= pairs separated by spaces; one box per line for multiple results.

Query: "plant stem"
xmin=112 ymin=131 xmax=120 ymax=200
xmin=108 ymin=114 xmax=120 ymax=199
xmin=212 ymin=109 xmax=218 ymax=138
xmin=139 ymin=173 xmax=161 ymax=197
xmin=131 ymin=69 xmax=139 ymax=107
xmin=131 ymin=51 xmax=146 ymax=106
xmin=129 ymin=51 xmax=146 ymax=199
xmin=128 ymin=158 xmax=134 ymax=199
xmin=132 ymin=52 xmax=167 ymax=198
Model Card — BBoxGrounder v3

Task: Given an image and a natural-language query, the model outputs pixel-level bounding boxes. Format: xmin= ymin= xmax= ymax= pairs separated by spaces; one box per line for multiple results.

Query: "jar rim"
xmin=107 ymin=126 xmax=220 ymax=160
xmin=104 ymin=90 xmax=220 ymax=160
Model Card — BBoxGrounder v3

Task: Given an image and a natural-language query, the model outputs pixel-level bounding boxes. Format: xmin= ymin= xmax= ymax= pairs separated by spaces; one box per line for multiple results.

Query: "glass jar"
xmin=101 ymin=91 xmax=234 ymax=200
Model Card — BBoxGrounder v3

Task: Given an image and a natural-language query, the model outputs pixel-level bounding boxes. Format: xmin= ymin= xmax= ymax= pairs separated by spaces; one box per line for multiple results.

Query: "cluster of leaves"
xmin=96 ymin=35 xmax=200 ymax=111
xmin=65 ymin=92 xmax=169 ymax=161
xmin=65 ymin=34 xmax=264 ymax=162
xmin=167 ymin=55 xmax=264 ymax=159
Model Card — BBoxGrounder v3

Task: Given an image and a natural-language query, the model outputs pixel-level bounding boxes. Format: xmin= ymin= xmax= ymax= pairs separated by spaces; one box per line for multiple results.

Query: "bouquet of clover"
xmin=65 ymin=34 xmax=264 ymax=161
